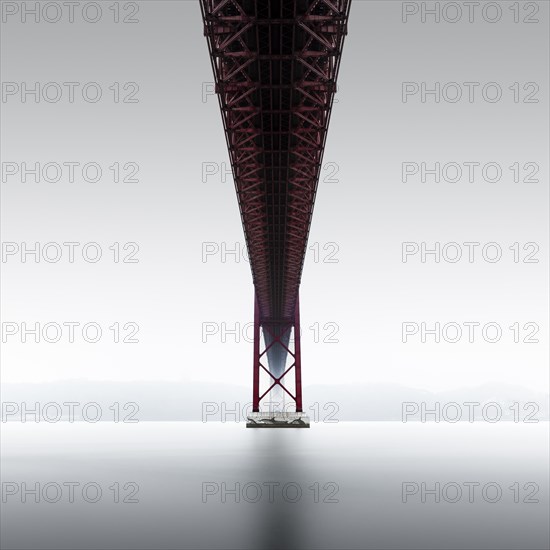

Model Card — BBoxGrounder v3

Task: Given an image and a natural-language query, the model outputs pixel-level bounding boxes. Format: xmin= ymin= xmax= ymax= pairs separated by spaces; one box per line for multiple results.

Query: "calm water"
xmin=1 ymin=422 xmax=548 ymax=549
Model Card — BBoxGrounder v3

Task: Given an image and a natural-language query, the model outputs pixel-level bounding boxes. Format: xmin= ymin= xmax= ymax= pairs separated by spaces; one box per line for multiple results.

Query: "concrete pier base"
xmin=246 ymin=412 xmax=310 ymax=428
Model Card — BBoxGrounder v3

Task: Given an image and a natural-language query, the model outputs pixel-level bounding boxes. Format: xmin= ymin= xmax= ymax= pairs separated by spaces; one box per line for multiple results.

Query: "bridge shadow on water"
xmin=250 ymin=430 xmax=308 ymax=550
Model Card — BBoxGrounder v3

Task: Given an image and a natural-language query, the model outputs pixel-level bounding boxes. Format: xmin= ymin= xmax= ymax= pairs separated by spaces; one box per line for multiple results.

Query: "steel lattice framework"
xmin=201 ymin=0 xmax=350 ymax=412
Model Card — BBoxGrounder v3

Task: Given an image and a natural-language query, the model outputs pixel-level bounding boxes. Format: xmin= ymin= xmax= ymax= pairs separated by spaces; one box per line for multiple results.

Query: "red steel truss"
xmin=252 ymin=293 xmax=302 ymax=412
xmin=201 ymin=0 xmax=350 ymax=411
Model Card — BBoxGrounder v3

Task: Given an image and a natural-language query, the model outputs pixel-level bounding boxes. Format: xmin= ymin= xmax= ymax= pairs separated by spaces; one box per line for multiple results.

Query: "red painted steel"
xmin=201 ymin=1 xmax=350 ymax=410
xmin=294 ymin=295 xmax=303 ymax=412
xmin=252 ymin=292 xmax=302 ymax=412
xmin=252 ymin=294 xmax=261 ymax=411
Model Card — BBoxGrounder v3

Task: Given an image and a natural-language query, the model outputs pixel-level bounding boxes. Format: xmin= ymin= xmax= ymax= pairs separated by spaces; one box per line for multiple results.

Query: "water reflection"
xmin=251 ymin=430 xmax=307 ymax=550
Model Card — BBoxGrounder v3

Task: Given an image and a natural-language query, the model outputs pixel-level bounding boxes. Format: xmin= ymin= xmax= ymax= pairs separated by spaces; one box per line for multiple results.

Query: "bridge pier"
xmin=249 ymin=293 xmax=309 ymax=427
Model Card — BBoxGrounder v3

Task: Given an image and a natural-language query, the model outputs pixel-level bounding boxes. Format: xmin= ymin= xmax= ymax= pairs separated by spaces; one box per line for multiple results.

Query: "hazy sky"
xmin=1 ymin=1 xmax=548 ymax=393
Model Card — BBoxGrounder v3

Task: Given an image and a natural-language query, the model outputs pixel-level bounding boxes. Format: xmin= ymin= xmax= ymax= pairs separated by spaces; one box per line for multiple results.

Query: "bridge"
xmin=200 ymin=0 xmax=351 ymax=425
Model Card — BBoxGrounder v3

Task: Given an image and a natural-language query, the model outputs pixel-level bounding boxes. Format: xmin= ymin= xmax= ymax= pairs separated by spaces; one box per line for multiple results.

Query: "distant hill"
xmin=2 ymin=380 xmax=548 ymax=422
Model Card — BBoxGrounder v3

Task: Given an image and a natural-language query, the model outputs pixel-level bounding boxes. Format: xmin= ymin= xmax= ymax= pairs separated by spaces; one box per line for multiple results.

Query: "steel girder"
xmin=201 ymin=0 xmax=350 ymax=326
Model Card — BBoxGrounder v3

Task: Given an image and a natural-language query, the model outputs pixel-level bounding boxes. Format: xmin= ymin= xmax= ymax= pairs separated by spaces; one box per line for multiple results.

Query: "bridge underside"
xmin=201 ymin=0 xmax=350 ymax=411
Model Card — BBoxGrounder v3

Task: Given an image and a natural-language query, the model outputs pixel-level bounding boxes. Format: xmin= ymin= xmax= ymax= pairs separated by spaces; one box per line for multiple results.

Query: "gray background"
xmin=1 ymin=2 xmax=549 ymax=549
xmin=1 ymin=0 xmax=548 ymax=398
